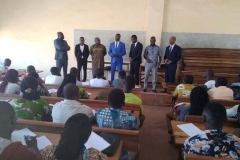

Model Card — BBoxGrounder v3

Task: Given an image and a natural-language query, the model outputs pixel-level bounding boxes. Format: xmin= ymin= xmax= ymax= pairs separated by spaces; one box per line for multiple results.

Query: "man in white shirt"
xmin=208 ymin=77 xmax=233 ymax=100
xmin=203 ymin=69 xmax=215 ymax=89
xmin=90 ymin=68 xmax=110 ymax=87
xmin=45 ymin=67 xmax=63 ymax=84
xmin=52 ymin=83 xmax=94 ymax=123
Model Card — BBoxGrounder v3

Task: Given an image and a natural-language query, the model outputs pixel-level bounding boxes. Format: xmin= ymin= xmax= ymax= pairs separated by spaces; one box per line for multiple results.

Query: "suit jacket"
xmin=54 ymin=38 xmax=70 ymax=60
xmin=108 ymin=41 xmax=126 ymax=64
xmin=129 ymin=42 xmax=143 ymax=64
xmin=75 ymin=44 xmax=90 ymax=61
xmin=164 ymin=44 xmax=181 ymax=67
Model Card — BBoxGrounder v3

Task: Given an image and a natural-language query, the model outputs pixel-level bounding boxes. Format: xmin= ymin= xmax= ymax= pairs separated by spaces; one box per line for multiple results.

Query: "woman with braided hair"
xmin=41 ymin=113 xmax=108 ymax=160
xmin=177 ymin=86 xmax=210 ymax=121
xmin=9 ymin=76 xmax=50 ymax=121
xmin=0 ymin=69 xmax=20 ymax=94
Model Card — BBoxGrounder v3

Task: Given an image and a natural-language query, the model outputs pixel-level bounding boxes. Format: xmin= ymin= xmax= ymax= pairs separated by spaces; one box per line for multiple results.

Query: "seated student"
xmin=124 ymin=75 xmax=144 ymax=115
xmin=176 ymin=86 xmax=209 ymax=121
xmin=184 ymin=102 xmax=240 ymax=159
xmin=70 ymin=67 xmax=82 ymax=86
xmin=45 ymin=67 xmax=63 ymax=84
xmin=28 ymin=72 xmax=50 ymax=96
xmin=173 ymin=75 xmax=195 ymax=97
xmin=0 ymin=101 xmax=42 ymax=160
xmin=41 ymin=113 xmax=107 ymax=160
xmin=10 ymin=77 xmax=50 ymax=121
xmin=52 ymin=83 xmax=94 ymax=123
xmin=229 ymin=74 xmax=240 ymax=97
xmin=112 ymin=70 xmax=126 ymax=88
xmin=20 ymin=65 xmax=45 ymax=83
xmin=208 ymin=77 xmax=233 ymax=100
xmin=203 ymin=69 xmax=215 ymax=89
xmin=95 ymin=88 xmax=139 ymax=160
xmin=0 ymin=58 xmax=11 ymax=70
xmin=90 ymin=68 xmax=110 ymax=87
xmin=0 ymin=69 xmax=20 ymax=94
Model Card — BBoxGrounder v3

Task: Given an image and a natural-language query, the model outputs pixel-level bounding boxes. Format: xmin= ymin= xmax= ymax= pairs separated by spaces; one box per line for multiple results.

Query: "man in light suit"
xmin=54 ymin=32 xmax=70 ymax=78
xmin=164 ymin=36 xmax=181 ymax=83
xmin=108 ymin=33 xmax=126 ymax=82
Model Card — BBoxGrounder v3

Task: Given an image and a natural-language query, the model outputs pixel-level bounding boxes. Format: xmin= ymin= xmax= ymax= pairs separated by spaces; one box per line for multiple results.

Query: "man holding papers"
xmin=0 ymin=101 xmax=41 ymax=160
xmin=184 ymin=102 xmax=240 ymax=159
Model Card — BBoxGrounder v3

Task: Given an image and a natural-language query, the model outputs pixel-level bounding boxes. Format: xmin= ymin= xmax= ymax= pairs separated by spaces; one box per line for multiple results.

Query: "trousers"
xmin=56 ymin=59 xmax=68 ymax=78
xmin=111 ymin=62 xmax=122 ymax=82
xmin=143 ymin=65 xmax=157 ymax=90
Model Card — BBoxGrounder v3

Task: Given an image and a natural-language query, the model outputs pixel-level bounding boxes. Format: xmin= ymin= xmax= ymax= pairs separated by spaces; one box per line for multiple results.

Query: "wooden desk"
xmin=171 ymin=121 xmax=236 ymax=145
xmin=35 ymin=131 xmax=122 ymax=160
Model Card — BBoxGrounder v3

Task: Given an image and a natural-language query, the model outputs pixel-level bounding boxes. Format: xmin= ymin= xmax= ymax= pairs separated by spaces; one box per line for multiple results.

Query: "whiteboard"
xmin=74 ymin=29 xmax=146 ymax=62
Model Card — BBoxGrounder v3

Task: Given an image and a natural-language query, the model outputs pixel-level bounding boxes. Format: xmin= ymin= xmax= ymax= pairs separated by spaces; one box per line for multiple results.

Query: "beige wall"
xmin=163 ymin=0 xmax=240 ymax=34
xmin=0 ymin=0 xmax=161 ymax=78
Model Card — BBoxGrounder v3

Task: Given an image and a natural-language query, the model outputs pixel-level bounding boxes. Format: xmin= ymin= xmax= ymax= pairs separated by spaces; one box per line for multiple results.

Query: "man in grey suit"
xmin=54 ymin=32 xmax=70 ymax=78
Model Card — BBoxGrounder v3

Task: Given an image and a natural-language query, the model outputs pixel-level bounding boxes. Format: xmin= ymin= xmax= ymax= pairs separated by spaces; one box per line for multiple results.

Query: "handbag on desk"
xmin=97 ymin=132 xmax=120 ymax=157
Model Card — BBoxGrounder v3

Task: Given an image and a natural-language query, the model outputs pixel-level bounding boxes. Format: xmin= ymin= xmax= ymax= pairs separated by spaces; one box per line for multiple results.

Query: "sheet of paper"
xmin=36 ymin=136 xmax=52 ymax=150
xmin=87 ymin=92 xmax=92 ymax=96
xmin=177 ymin=123 xmax=204 ymax=137
xmin=135 ymin=86 xmax=140 ymax=89
xmin=12 ymin=128 xmax=36 ymax=143
xmin=48 ymin=89 xmax=58 ymax=94
xmin=92 ymin=109 xmax=96 ymax=116
xmin=84 ymin=131 xmax=110 ymax=151
xmin=82 ymin=82 xmax=90 ymax=86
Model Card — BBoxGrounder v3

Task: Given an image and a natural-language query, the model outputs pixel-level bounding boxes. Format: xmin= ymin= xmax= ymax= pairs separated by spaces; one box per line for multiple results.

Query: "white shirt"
xmin=169 ymin=44 xmax=175 ymax=52
xmin=135 ymin=42 xmax=138 ymax=47
xmin=80 ymin=45 xmax=84 ymax=58
xmin=4 ymin=83 xmax=20 ymax=94
xmin=115 ymin=41 xmax=119 ymax=48
xmin=0 ymin=137 xmax=11 ymax=154
xmin=45 ymin=75 xmax=64 ymax=85
xmin=90 ymin=78 xmax=110 ymax=87
xmin=208 ymin=86 xmax=234 ymax=100
xmin=226 ymin=105 xmax=239 ymax=118
xmin=204 ymin=80 xmax=216 ymax=89
xmin=52 ymin=99 xmax=94 ymax=123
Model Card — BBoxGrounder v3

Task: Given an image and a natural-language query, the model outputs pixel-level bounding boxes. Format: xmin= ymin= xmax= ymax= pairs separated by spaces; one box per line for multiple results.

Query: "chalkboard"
xmin=74 ymin=29 xmax=146 ymax=62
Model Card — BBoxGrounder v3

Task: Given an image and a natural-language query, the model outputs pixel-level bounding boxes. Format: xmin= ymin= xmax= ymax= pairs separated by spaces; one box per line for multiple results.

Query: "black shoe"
xmin=143 ymin=89 xmax=147 ymax=92
xmin=161 ymin=89 xmax=167 ymax=93
xmin=152 ymin=90 xmax=157 ymax=93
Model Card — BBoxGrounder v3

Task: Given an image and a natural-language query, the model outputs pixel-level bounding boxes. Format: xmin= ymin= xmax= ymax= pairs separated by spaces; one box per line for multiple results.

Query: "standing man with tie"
xmin=108 ymin=33 xmax=126 ymax=82
xmin=129 ymin=35 xmax=143 ymax=85
xmin=143 ymin=36 xmax=163 ymax=93
xmin=75 ymin=37 xmax=89 ymax=82
xmin=164 ymin=36 xmax=181 ymax=85
xmin=54 ymin=32 xmax=70 ymax=78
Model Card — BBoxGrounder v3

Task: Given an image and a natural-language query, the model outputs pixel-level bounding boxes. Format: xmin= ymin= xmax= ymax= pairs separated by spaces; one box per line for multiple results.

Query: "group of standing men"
xmin=54 ymin=32 xmax=181 ymax=92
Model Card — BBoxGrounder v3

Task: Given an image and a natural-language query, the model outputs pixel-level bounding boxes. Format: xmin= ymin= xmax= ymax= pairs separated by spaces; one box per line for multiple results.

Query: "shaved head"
xmin=63 ymin=83 xmax=79 ymax=100
xmin=0 ymin=101 xmax=16 ymax=139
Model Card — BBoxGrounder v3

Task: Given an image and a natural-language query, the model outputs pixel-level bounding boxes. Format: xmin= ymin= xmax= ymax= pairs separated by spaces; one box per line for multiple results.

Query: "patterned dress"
xmin=184 ymin=130 xmax=240 ymax=159
xmin=95 ymin=108 xmax=140 ymax=160
xmin=10 ymin=99 xmax=49 ymax=121
xmin=41 ymin=145 xmax=108 ymax=160
xmin=112 ymin=78 xmax=125 ymax=89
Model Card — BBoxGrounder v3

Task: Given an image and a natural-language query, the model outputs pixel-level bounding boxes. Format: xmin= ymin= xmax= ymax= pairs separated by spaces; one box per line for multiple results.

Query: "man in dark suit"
xmin=164 ymin=36 xmax=181 ymax=84
xmin=74 ymin=37 xmax=89 ymax=82
xmin=54 ymin=32 xmax=70 ymax=78
xmin=129 ymin=35 xmax=143 ymax=85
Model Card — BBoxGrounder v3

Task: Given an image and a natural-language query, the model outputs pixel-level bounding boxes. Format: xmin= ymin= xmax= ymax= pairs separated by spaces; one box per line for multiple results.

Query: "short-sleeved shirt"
xmin=204 ymin=80 xmax=215 ymax=89
xmin=144 ymin=45 xmax=163 ymax=67
xmin=208 ymin=86 xmax=234 ymax=100
xmin=173 ymin=84 xmax=195 ymax=97
xmin=112 ymin=78 xmax=125 ymax=88
xmin=4 ymin=83 xmax=20 ymax=94
xmin=124 ymin=93 xmax=143 ymax=114
xmin=184 ymin=130 xmax=240 ymax=159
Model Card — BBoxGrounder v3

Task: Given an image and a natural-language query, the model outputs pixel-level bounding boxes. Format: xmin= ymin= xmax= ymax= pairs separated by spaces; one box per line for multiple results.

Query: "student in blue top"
xmin=112 ymin=70 xmax=126 ymax=89
xmin=108 ymin=33 xmax=126 ymax=82
xmin=95 ymin=88 xmax=139 ymax=160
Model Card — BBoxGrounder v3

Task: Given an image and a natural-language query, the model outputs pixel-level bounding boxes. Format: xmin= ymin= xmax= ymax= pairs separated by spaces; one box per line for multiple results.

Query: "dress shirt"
xmin=52 ymin=99 xmax=94 ymax=123
xmin=45 ymin=75 xmax=64 ymax=85
xmin=169 ymin=44 xmax=175 ymax=52
xmin=115 ymin=41 xmax=119 ymax=48
xmin=90 ymin=78 xmax=110 ymax=87
xmin=135 ymin=42 xmax=138 ymax=47
xmin=80 ymin=44 xmax=84 ymax=58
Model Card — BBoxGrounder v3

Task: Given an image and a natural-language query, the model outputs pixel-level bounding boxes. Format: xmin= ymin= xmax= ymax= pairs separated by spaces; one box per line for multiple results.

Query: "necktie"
xmin=169 ymin=46 xmax=172 ymax=52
